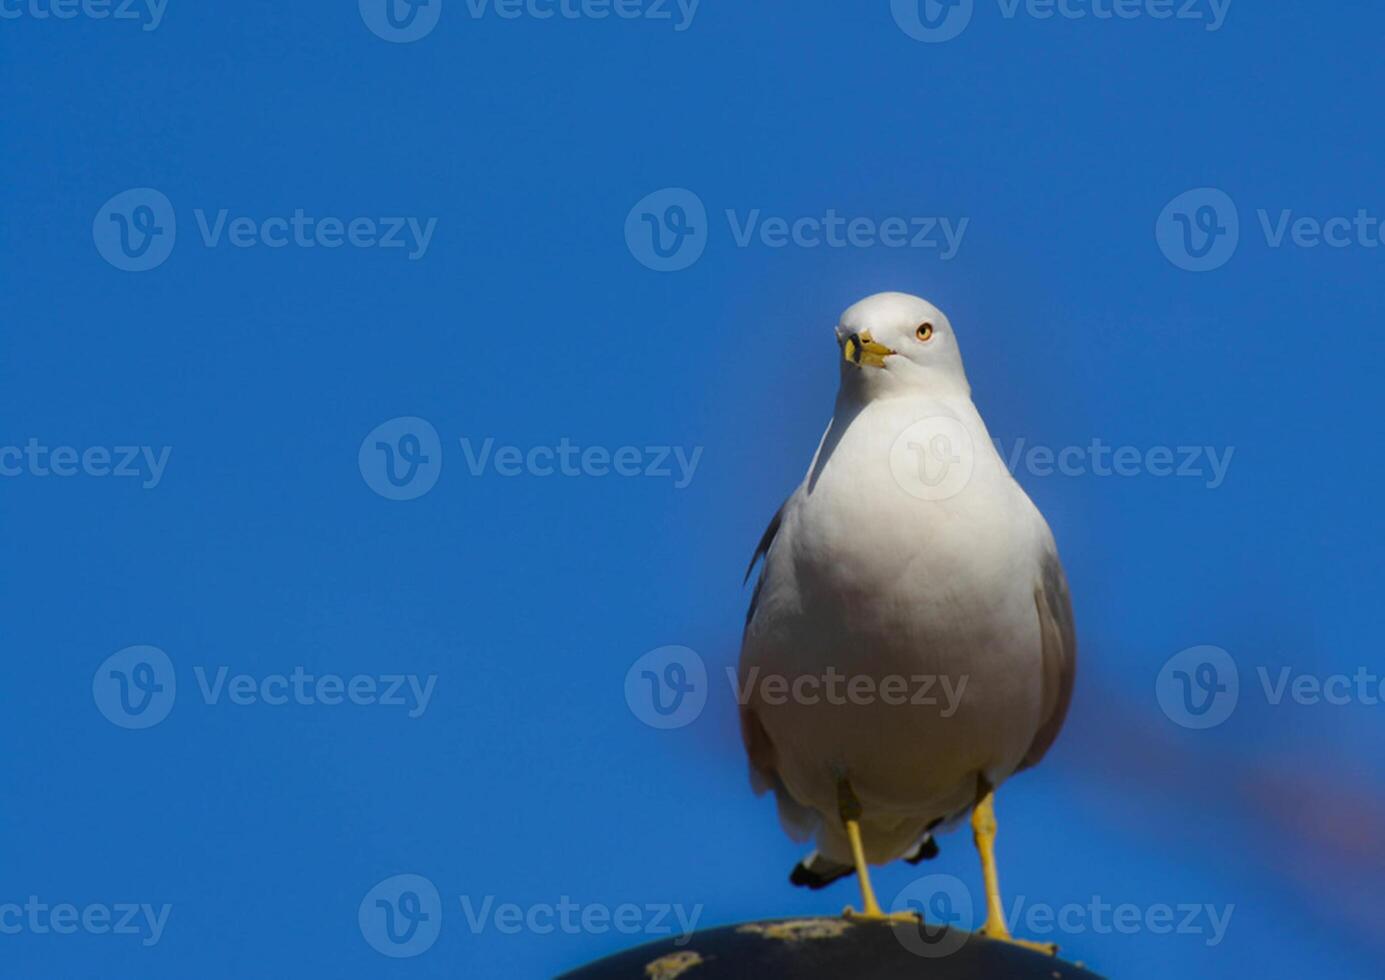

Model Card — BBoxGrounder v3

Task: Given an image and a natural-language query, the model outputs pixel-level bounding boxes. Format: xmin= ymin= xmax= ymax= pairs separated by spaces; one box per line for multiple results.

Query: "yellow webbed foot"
xmin=841 ymin=906 xmax=922 ymax=925
xmin=979 ymin=919 xmax=1059 ymax=955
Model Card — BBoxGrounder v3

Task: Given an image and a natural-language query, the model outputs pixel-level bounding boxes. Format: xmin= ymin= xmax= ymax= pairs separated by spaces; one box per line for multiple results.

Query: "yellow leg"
xmin=971 ymin=790 xmax=1058 ymax=955
xmin=838 ymin=782 xmax=918 ymax=924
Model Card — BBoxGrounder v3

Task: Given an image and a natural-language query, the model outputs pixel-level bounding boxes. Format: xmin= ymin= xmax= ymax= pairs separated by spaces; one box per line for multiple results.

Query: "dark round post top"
xmin=559 ymin=916 xmax=1106 ymax=979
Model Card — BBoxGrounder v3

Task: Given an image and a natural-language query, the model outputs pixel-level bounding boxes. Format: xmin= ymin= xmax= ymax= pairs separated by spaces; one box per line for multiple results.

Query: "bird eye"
xmin=916 ymin=322 xmax=934 ymax=342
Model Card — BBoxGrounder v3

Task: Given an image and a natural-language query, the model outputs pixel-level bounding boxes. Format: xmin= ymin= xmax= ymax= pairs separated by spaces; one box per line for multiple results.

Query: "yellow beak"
xmin=843 ymin=330 xmax=895 ymax=368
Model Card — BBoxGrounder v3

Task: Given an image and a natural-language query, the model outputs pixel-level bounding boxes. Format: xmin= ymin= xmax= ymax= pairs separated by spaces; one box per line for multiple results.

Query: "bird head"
xmin=836 ymin=292 xmax=970 ymax=399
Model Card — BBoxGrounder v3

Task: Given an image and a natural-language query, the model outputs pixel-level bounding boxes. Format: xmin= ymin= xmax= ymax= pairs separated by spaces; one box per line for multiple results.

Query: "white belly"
xmin=741 ymin=395 xmax=1048 ymax=856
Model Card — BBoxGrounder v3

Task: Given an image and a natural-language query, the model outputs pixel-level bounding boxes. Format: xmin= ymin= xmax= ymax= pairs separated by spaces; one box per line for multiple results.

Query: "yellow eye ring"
xmin=916 ymin=322 xmax=934 ymax=342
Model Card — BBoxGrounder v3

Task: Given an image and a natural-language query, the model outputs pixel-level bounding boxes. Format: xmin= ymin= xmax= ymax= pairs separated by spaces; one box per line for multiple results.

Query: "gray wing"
xmin=742 ymin=497 xmax=789 ymax=627
xmin=737 ymin=494 xmax=821 ymax=842
xmin=1019 ymin=543 xmax=1077 ymax=771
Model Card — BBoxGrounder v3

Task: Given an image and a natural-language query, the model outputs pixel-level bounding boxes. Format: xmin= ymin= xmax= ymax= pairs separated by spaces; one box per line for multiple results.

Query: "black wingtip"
xmin=904 ymin=837 xmax=940 ymax=865
xmin=790 ymin=861 xmax=855 ymax=891
xmin=743 ymin=502 xmax=788 ymax=586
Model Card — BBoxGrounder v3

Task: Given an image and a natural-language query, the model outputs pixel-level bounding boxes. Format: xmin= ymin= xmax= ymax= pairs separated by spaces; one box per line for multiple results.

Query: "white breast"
xmin=741 ymin=393 xmax=1051 ymax=840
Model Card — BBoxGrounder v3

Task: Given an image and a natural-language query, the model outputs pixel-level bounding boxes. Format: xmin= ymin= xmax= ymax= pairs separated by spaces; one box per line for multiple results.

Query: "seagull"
xmin=738 ymin=292 xmax=1076 ymax=951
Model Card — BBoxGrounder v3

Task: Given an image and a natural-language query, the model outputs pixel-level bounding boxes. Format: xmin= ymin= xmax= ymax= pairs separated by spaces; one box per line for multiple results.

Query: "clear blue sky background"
xmin=3 ymin=2 xmax=1384 ymax=977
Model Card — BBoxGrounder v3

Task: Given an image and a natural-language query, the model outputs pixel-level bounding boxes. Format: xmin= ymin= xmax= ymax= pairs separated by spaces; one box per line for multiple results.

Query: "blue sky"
xmin=3 ymin=2 xmax=1384 ymax=977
